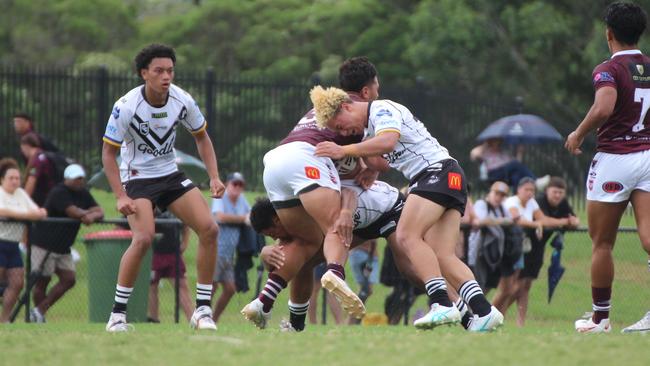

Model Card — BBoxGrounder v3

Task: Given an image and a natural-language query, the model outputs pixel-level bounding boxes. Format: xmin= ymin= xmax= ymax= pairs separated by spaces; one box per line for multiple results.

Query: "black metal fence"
xmin=0 ymin=67 xmax=593 ymax=201
xmin=1 ymin=218 xmax=648 ymax=327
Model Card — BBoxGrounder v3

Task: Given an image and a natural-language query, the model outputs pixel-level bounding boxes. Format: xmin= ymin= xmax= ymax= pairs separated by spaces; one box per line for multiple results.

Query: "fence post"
xmin=96 ymin=67 xmax=109 ymax=147
xmin=205 ymin=68 xmax=215 ymax=136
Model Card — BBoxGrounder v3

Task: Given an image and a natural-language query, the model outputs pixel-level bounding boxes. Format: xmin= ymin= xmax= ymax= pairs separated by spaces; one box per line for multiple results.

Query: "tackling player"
xmin=313 ymin=87 xmax=504 ymax=331
xmin=102 ymin=44 xmax=225 ymax=332
xmin=566 ymin=2 xmax=650 ymax=334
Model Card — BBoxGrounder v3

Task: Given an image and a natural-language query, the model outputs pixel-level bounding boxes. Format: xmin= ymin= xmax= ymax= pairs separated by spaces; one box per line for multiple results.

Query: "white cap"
xmin=64 ymin=164 xmax=85 ymax=180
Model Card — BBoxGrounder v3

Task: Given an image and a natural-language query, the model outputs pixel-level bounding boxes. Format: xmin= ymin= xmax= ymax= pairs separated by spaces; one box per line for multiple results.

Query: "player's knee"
xmin=395 ymin=229 xmax=416 ymax=252
xmin=132 ymin=231 xmax=155 ymax=250
xmin=200 ymin=222 xmax=218 ymax=241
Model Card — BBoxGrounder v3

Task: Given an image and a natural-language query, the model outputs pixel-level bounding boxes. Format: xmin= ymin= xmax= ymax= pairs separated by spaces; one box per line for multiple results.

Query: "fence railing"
xmin=1 ymin=218 xmax=646 ymax=327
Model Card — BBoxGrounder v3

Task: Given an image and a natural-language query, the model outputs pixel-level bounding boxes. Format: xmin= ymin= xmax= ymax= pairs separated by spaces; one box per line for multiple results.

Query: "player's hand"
xmin=354 ymin=166 xmax=379 ymax=190
xmin=210 ymin=178 xmax=226 ymax=198
xmin=565 ymin=131 xmax=584 ymax=155
xmin=315 ymin=142 xmax=345 ymax=160
xmin=117 ymin=195 xmax=137 ymax=216
xmin=333 ymin=208 xmax=354 ymax=247
xmin=260 ymin=245 xmax=285 ymax=271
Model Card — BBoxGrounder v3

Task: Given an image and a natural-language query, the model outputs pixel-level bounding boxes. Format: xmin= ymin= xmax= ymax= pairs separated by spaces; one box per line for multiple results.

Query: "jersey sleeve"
xmin=181 ymin=94 xmax=207 ymax=135
xmin=592 ymin=62 xmax=617 ymax=91
xmin=103 ymin=100 xmax=131 ymax=147
xmin=370 ymin=103 xmax=402 ymax=136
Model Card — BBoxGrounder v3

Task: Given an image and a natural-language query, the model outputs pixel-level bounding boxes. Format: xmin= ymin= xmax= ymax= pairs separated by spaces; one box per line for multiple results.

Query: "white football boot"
xmin=467 ymin=306 xmax=504 ymax=332
xmin=413 ymin=303 xmax=461 ymax=329
xmin=575 ymin=317 xmax=611 ymax=333
xmin=622 ymin=312 xmax=650 ymax=334
xmin=190 ymin=305 xmax=218 ymax=331
xmin=241 ymin=298 xmax=271 ymax=329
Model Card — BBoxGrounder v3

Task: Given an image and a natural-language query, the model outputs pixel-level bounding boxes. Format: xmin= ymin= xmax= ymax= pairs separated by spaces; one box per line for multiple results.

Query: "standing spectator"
xmin=537 ymin=177 xmax=580 ymax=251
xmin=20 ymin=134 xmax=57 ymax=207
xmin=468 ymin=181 xmax=514 ymax=291
xmin=13 ymin=113 xmax=59 ymax=156
xmin=347 ymin=239 xmax=378 ymax=324
xmin=470 ymin=138 xmax=535 ymax=189
xmin=29 ymin=164 xmax=103 ymax=323
xmin=211 ymin=172 xmax=250 ymax=323
xmin=0 ymin=158 xmax=46 ymax=323
xmin=148 ymin=210 xmax=193 ymax=323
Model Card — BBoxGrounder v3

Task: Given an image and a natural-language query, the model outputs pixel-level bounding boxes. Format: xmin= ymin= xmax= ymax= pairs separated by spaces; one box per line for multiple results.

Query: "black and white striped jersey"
xmin=365 ymin=100 xmax=451 ymax=180
xmin=341 ymin=179 xmax=400 ymax=229
xmin=103 ymin=84 xmax=206 ymax=182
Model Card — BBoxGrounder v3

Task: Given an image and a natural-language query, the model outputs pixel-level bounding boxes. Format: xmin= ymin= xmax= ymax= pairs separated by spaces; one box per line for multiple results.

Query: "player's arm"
xmin=192 ymin=129 xmax=225 ymax=198
xmin=101 ymin=142 xmax=135 ymax=216
xmin=566 ymin=86 xmax=617 ymax=155
xmin=334 ymin=187 xmax=357 ymax=247
xmin=315 ymin=131 xmax=400 ymax=160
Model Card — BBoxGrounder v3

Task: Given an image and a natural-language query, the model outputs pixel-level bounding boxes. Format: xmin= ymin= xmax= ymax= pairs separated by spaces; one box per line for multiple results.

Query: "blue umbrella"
xmin=477 ymin=114 xmax=563 ymax=144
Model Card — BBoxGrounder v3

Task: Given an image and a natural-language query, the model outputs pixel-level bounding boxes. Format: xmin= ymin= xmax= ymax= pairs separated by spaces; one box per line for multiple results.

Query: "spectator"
xmin=29 ymin=164 xmax=103 ymax=323
xmin=0 ymin=158 xmax=46 ymax=323
xmin=20 ymin=134 xmax=57 ymax=207
xmin=470 ymin=138 xmax=549 ymax=190
xmin=13 ymin=113 xmax=59 ymax=157
xmin=457 ymin=194 xmax=479 ymax=262
xmin=347 ymin=239 xmax=379 ymax=324
xmin=210 ymin=172 xmax=251 ymax=323
xmin=537 ymin=177 xmax=580 ymax=248
xmin=468 ymin=181 xmax=514 ymax=291
xmin=148 ymin=210 xmax=193 ymax=323
xmin=308 ymin=262 xmax=344 ymax=325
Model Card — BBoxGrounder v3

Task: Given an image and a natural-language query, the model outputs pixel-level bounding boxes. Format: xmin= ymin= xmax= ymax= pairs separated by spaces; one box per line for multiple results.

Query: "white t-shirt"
xmin=0 ymin=187 xmax=38 ymax=242
xmin=341 ymin=179 xmax=399 ymax=229
xmin=503 ymin=195 xmax=539 ymax=221
xmin=103 ymin=84 xmax=206 ymax=182
xmin=365 ymin=100 xmax=451 ymax=180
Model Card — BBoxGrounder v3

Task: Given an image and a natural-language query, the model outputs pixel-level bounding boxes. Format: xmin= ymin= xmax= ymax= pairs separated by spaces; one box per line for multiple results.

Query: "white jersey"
xmin=341 ymin=179 xmax=399 ymax=229
xmin=103 ymin=84 xmax=206 ymax=182
xmin=365 ymin=100 xmax=451 ymax=181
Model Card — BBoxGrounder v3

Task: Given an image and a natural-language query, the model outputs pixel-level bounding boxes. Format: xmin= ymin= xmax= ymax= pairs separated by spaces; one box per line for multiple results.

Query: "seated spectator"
xmin=468 ymin=181 xmax=514 ymax=291
xmin=148 ymin=210 xmax=193 ymax=323
xmin=347 ymin=239 xmax=379 ymax=324
xmin=29 ymin=164 xmax=103 ymax=323
xmin=20 ymin=134 xmax=57 ymax=207
xmin=211 ymin=172 xmax=251 ymax=323
xmin=0 ymin=158 xmax=46 ymax=323
xmin=470 ymin=138 xmax=544 ymax=190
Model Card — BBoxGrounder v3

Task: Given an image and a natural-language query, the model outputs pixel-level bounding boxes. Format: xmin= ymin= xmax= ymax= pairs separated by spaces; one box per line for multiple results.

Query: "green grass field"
xmin=2 ymin=190 xmax=649 ymax=365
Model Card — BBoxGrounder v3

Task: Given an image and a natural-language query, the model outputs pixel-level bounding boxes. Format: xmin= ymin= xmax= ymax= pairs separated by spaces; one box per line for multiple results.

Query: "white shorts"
xmin=263 ymin=141 xmax=340 ymax=207
xmin=586 ymin=150 xmax=650 ymax=202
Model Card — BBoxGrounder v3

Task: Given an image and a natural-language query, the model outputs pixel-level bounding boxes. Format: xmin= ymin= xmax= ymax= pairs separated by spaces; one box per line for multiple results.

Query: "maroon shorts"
xmin=151 ymin=252 xmax=186 ymax=284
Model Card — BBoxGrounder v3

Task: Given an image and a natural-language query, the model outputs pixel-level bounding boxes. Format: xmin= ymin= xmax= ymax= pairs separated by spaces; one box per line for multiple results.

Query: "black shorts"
xmin=125 ymin=171 xmax=195 ymax=211
xmin=408 ymin=159 xmax=468 ymax=215
xmin=519 ymin=231 xmax=545 ymax=279
xmin=354 ymin=193 xmax=406 ymax=240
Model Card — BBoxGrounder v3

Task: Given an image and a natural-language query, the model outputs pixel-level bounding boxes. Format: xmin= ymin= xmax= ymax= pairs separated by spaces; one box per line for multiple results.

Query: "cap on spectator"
xmin=226 ymin=172 xmax=245 ymax=183
xmin=64 ymin=164 xmax=85 ymax=180
xmin=490 ymin=181 xmax=509 ymax=195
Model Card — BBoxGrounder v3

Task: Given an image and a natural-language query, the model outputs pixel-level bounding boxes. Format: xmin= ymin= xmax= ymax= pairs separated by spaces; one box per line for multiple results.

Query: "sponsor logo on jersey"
xmin=637 ymin=64 xmax=645 ymax=75
xmin=588 ymin=179 xmax=594 ymax=191
xmin=178 ymin=106 xmax=188 ymax=121
xmin=593 ymin=72 xmax=614 ymax=84
xmin=137 ymin=140 xmax=174 ymax=157
xmin=591 ymin=159 xmax=598 ymax=169
xmin=305 ymin=166 xmax=321 ymax=179
xmin=602 ymin=181 xmax=624 ymax=193
xmin=139 ymin=121 xmax=149 ymax=135
xmin=375 ymin=108 xmax=393 ymax=118
xmin=383 ymin=149 xmax=404 ymax=164
xmin=151 ymin=112 xmax=168 ymax=119
xmin=448 ymin=172 xmax=462 ymax=191
xmin=111 ymin=106 xmax=120 ymax=119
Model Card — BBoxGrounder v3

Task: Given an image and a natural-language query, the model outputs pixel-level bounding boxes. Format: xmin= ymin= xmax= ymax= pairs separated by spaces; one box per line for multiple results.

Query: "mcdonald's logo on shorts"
xmin=305 ymin=166 xmax=321 ymax=179
xmin=448 ymin=172 xmax=462 ymax=191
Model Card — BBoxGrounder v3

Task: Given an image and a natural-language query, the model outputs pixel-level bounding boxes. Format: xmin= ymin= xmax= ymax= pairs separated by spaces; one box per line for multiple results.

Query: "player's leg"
xmin=167 ymin=188 xmax=219 ymax=329
xmin=428 ymin=208 xmax=503 ymax=331
xmin=285 ymin=252 xmax=324 ymax=331
xmin=106 ymin=198 xmax=155 ymax=332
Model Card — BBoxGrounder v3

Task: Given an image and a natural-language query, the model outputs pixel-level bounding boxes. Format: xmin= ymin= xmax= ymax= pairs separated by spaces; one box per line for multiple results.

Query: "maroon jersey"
xmin=280 ymin=94 xmax=364 ymax=146
xmin=592 ymin=50 xmax=650 ymax=154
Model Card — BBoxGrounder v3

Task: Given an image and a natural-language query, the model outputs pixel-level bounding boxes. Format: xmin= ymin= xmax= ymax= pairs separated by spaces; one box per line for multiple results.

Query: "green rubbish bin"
xmin=83 ymin=230 xmax=152 ymax=323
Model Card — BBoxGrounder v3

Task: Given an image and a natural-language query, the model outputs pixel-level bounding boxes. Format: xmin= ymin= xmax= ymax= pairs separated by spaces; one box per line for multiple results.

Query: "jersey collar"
xmin=611 ymin=49 xmax=642 ymax=59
